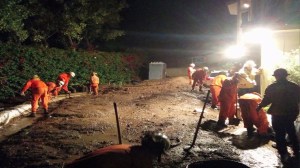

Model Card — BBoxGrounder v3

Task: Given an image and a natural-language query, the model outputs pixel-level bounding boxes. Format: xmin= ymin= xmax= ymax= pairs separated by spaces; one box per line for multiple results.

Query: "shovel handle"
xmin=189 ymin=90 xmax=210 ymax=149
xmin=113 ymin=102 xmax=122 ymax=144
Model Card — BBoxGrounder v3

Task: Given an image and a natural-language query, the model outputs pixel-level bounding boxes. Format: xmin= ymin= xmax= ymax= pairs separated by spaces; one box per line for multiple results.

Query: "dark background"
xmin=116 ymin=0 xmax=237 ymax=67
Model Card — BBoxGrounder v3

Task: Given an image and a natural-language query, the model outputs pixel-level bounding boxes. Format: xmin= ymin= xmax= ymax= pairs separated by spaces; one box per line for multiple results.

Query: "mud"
xmin=0 ymin=77 xmax=297 ymax=168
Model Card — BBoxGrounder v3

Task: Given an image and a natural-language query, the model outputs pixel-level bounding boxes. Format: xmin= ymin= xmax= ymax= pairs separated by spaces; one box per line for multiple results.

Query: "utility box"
xmin=149 ymin=62 xmax=166 ymax=80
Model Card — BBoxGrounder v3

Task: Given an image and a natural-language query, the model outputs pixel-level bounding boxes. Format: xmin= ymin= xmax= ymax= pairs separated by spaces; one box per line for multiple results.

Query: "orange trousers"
xmin=210 ymin=85 xmax=222 ymax=106
xmin=219 ymin=99 xmax=236 ymax=123
xmin=90 ymin=84 xmax=99 ymax=95
xmin=31 ymin=87 xmax=48 ymax=113
xmin=239 ymin=99 xmax=269 ymax=135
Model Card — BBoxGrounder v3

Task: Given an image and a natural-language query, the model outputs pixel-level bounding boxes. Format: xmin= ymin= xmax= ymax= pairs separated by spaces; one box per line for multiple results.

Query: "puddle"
xmin=0 ymin=116 xmax=36 ymax=142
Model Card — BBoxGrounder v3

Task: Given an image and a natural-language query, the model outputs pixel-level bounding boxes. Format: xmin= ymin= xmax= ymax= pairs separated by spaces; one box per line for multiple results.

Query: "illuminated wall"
xmin=260 ymin=28 xmax=300 ymax=94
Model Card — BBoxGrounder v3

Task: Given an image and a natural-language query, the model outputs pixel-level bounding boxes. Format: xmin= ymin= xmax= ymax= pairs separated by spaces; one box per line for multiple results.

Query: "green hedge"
xmin=0 ymin=44 xmax=138 ymax=100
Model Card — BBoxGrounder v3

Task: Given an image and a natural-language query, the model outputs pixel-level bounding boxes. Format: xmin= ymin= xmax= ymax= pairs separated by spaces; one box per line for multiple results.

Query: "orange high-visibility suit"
xmin=192 ymin=68 xmax=207 ymax=91
xmin=64 ymin=144 xmax=154 ymax=168
xmin=21 ymin=78 xmax=48 ymax=113
xmin=210 ymin=74 xmax=227 ymax=108
xmin=218 ymin=77 xmax=238 ymax=125
xmin=188 ymin=66 xmax=196 ymax=85
xmin=46 ymin=82 xmax=58 ymax=99
xmin=90 ymin=73 xmax=100 ymax=95
xmin=56 ymin=72 xmax=72 ymax=94
xmin=239 ymin=93 xmax=269 ymax=135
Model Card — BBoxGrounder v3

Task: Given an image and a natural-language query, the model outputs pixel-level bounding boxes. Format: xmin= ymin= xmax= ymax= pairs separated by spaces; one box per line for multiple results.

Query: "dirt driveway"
xmin=0 ymin=77 xmax=295 ymax=168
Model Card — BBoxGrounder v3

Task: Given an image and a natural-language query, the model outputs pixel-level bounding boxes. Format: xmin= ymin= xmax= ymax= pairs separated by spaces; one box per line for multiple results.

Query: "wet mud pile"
xmin=0 ymin=77 xmax=289 ymax=168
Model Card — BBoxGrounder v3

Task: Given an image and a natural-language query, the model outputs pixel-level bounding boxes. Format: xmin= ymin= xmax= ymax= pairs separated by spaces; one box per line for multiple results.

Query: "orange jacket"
xmin=57 ymin=73 xmax=71 ymax=92
xmin=239 ymin=93 xmax=269 ymax=134
xmin=46 ymin=82 xmax=57 ymax=92
xmin=90 ymin=75 xmax=100 ymax=87
xmin=21 ymin=78 xmax=47 ymax=93
xmin=192 ymin=69 xmax=207 ymax=82
xmin=65 ymin=144 xmax=154 ymax=168
xmin=210 ymin=74 xmax=227 ymax=87
xmin=219 ymin=78 xmax=238 ymax=102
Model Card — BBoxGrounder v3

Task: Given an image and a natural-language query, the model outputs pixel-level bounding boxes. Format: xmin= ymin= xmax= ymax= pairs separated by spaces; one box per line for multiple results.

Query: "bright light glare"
xmin=224 ymin=45 xmax=246 ymax=59
xmin=243 ymin=3 xmax=250 ymax=8
xmin=243 ymin=28 xmax=272 ymax=44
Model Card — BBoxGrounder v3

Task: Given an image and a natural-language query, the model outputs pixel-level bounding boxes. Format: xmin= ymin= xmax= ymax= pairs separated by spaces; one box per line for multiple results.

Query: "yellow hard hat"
xmin=32 ymin=75 xmax=39 ymax=79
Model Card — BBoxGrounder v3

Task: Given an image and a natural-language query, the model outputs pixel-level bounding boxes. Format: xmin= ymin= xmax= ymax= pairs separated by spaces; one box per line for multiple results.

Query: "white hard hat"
xmin=190 ymin=63 xmax=195 ymax=67
xmin=244 ymin=60 xmax=256 ymax=68
xmin=58 ymin=80 xmax=65 ymax=87
xmin=203 ymin=67 xmax=209 ymax=71
xmin=70 ymin=72 xmax=75 ymax=77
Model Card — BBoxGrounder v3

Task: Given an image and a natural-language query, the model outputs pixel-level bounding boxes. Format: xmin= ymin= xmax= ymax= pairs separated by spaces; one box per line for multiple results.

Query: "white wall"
xmin=260 ymin=29 xmax=300 ymax=94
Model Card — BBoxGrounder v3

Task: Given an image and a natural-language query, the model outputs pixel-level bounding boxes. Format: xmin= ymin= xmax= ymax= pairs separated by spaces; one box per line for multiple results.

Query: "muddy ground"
xmin=0 ymin=77 xmax=297 ymax=168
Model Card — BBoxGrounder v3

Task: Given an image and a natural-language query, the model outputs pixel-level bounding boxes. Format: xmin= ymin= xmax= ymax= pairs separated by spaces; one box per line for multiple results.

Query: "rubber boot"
xmin=247 ymin=127 xmax=255 ymax=137
xmin=29 ymin=112 xmax=36 ymax=117
xmin=44 ymin=109 xmax=51 ymax=118
xmin=216 ymin=120 xmax=227 ymax=129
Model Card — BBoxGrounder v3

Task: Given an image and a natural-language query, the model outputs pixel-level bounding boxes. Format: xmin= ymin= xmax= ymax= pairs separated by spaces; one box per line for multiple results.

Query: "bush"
xmin=0 ymin=44 xmax=144 ymax=101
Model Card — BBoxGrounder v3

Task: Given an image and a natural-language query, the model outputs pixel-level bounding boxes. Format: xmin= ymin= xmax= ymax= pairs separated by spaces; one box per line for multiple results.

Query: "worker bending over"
xmin=191 ymin=67 xmax=209 ymax=92
xmin=209 ymin=71 xmax=227 ymax=109
xmin=217 ymin=73 xmax=240 ymax=128
xmin=20 ymin=75 xmax=50 ymax=117
xmin=56 ymin=72 xmax=75 ymax=95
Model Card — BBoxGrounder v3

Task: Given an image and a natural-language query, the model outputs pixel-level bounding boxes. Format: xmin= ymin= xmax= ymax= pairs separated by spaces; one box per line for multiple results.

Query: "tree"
xmin=0 ymin=0 xmax=127 ymax=50
xmin=0 ymin=0 xmax=30 ymax=43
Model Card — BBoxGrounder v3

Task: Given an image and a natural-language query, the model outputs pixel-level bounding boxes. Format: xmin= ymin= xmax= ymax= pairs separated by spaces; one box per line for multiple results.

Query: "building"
xmin=227 ymin=0 xmax=300 ymax=94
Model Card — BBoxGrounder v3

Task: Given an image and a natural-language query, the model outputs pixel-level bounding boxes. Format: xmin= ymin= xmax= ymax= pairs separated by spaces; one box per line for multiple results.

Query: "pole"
xmin=113 ymin=102 xmax=122 ymax=144
xmin=236 ymin=88 xmax=239 ymax=118
xmin=186 ymin=90 xmax=210 ymax=150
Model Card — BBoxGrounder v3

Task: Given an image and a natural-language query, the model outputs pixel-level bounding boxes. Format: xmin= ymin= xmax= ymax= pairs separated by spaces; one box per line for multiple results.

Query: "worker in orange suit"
xmin=64 ymin=132 xmax=170 ymax=168
xmin=217 ymin=73 xmax=240 ymax=128
xmin=187 ymin=63 xmax=196 ymax=85
xmin=46 ymin=82 xmax=58 ymax=100
xmin=90 ymin=72 xmax=100 ymax=95
xmin=56 ymin=72 xmax=75 ymax=95
xmin=239 ymin=93 xmax=270 ymax=137
xmin=209 ymin=71 xmax=227 ymax=109
xmin=191 ymin=66 xmax=209 ymax=92
xmin=20 ymin=75 xmax=50 ymax=117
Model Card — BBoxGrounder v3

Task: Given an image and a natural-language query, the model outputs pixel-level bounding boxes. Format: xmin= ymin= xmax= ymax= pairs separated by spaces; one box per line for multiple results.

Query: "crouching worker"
xmin=46 ymin=82 xmax=58 ymax=100
xmin=238 ymin=93 xmax=270 ymax=137
xmin=20 ymin=75 xmax=50 ymax=117
xmin=64 ymin=131 xmax=170 ymax=168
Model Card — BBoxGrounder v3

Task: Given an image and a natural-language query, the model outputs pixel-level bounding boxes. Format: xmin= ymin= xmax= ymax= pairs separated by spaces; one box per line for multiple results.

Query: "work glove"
xmin=20 ymin=92 xmax=25 ymax=96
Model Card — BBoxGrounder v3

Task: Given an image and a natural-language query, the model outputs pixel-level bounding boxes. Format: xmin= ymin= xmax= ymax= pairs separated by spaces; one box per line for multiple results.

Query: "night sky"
xmin=117 ymin=0 xmax=236 ymax=64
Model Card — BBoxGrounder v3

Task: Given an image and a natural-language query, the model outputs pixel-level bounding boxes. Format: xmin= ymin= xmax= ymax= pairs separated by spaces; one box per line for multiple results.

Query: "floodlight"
xmin=242 ymin=28 xmax=272 ymax=44
xmin=224 ymin=45 xmax=246 ymax=59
